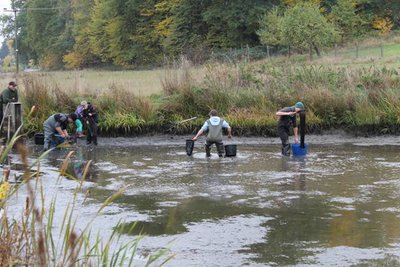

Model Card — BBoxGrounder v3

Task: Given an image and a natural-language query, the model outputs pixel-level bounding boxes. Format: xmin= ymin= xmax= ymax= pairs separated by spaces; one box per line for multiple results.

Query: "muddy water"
xmin=8 ymin=135 xmax=400 ymax=266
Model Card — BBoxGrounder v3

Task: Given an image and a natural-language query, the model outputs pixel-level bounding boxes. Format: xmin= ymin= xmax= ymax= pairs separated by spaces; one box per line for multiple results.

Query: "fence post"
xmin=334 ymin=43 xmax=337 ymax=57
xmin=356 ymin=43 xmax=359 ymax=58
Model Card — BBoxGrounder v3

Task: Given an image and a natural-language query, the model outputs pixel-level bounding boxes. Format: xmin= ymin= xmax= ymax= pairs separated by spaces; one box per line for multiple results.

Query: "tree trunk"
xmin=312 ymin=42 xmax=320 ymax=57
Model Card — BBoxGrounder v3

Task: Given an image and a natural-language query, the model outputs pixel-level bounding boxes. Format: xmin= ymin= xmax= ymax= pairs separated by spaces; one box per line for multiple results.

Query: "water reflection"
xmin=28 ymin=140 xmax=400 ymax=266
xmin=280 ymin=156 xmax=307 ymax=192
xmin=116 ymin=197 xmax=262 ymax=236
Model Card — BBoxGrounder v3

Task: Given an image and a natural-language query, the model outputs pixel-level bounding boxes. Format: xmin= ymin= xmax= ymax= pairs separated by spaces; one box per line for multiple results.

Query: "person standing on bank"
xmin=0 ymin=81 xmax=18 ymax=123
xmin=43 ymin=113 xmax=77 ymax=151
xmin=192 ymin=109 xmax=232 ymax=157
xmin=276 ymin=102 xmax=305 ymax=156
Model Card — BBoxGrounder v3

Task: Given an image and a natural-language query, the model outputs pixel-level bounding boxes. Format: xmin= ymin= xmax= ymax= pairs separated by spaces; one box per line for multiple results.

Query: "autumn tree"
xmin=63 ymin=0 xmax=96 ymax=69
xmin=330 ymin=0 xmax=362 ymax=43
xmin=281 ymin=2 xmax=338 ymax=60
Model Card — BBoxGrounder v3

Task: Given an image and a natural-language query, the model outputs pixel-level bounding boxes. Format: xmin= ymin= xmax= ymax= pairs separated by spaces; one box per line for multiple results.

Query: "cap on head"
xmin=9 ymin=81 xmax=17 ymax=86
xmin=209 ymin=109 xmax=218 ymax=117
xmin=295 ymin=102 xmax=305 ymax=110
xmin=68 ymin=113 xmax=78 ymax=121
xmin=80 ymin=100 xmax=88 ymax=106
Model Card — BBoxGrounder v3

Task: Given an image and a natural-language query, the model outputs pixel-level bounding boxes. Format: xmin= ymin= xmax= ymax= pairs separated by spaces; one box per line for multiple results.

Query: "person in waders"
xmin=276 ymin=102 xmax=305 ymax=156
xmin=43 ymin=113 xmax=78 ymax=151
xmin=76 ymin=101 xmax=98 ymax=145
xmin=192 ymin=110 xmax=232 ymax=157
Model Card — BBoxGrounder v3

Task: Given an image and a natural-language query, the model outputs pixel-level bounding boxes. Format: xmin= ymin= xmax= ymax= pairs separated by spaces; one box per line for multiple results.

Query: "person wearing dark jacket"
xmin=0 ymin=81 xmax=18 ymax=123
xmin=43 ymin=113 xmax=77 ymax=151
xmin=79 ymin=101 xmax=98 ymax=145
xmin=276 ymin=102 xmax=305 ymax=156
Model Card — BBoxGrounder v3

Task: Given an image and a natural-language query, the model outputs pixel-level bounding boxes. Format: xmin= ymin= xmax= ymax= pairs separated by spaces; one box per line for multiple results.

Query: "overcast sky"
xmin=0 ymin=0 xmax=12 ymax=43
xmin=0 ymin=0 xmax=12 ymax=13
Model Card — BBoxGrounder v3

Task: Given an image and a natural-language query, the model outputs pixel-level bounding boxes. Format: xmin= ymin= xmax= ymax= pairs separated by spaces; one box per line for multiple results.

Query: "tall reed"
xmin=19 ymin=59 xmax=400 ymax=136
xmin=0 ymin=126 xmax=173 ymax=266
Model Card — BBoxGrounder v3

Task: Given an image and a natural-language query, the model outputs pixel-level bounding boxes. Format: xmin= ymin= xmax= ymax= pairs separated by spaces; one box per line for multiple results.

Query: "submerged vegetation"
xmin=18 ymin=53 xmax=400 ymax=137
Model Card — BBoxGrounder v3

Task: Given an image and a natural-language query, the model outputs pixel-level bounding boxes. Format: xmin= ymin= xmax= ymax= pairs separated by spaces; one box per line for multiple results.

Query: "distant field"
xmin=0 ymin=67 xmax=205 ymax=96
xmin=1 ymin=39 xmax=400 ymax=95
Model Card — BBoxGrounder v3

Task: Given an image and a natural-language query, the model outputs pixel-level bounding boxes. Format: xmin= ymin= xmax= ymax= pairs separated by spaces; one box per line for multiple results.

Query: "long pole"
xmin=14 ymin=9 xmax=18 ymax=74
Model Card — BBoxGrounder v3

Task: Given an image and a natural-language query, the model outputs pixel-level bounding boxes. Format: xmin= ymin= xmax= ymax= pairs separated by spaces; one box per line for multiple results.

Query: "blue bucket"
xmin=292 ymin=143 xmax=308 ymax=156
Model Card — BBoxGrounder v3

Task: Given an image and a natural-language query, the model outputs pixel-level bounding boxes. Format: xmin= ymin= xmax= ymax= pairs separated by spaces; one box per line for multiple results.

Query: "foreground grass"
xmin=0 ymin=127 xmax=173 ymax=266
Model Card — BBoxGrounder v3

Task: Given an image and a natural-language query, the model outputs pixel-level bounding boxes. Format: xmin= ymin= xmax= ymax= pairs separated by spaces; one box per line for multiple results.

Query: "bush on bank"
xmin=20 ymin=60 xmax=400 ymax=137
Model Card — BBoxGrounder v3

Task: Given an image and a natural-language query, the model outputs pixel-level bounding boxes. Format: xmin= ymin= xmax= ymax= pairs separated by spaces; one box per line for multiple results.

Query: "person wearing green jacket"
xmin=0 ymin=81 xmax=19 ymax=124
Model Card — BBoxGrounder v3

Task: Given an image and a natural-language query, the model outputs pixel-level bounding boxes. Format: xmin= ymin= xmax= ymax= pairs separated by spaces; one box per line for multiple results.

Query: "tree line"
xmin=0 ymin=0 xmax=399 ymax=70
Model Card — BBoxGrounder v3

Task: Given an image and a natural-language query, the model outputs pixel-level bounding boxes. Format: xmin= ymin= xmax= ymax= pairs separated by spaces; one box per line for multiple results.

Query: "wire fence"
xmin=208 ymin=43 xmax=400 ymax=63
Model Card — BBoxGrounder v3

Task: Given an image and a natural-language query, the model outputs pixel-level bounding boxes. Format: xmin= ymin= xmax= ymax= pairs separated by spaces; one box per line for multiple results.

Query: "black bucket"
xmin=34 ymin=133 xmax=44 ymax=145
xmin=186 ymin=139 xmax=195 ymax=156
xmin=224 ymin=144 xmax=237 ymax=157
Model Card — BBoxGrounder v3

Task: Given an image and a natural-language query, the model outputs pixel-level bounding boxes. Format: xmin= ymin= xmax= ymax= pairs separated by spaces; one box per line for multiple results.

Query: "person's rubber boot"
xmin=217 ymin=143 xmax=224 ymax=157
xmin=93 ymin=136 xmax=98 ymax=146
xmin=205 ymin=146 xmax=211 ymax=157
xmin=282 ymin=144 xmax=291 ymax=156
xmin=87 ymin=135 xmax=92 ymax=145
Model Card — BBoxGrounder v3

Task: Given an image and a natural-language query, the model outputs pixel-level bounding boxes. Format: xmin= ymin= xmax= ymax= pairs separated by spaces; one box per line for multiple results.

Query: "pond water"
xmin=6 ymin=135 xmax=400 ymax=266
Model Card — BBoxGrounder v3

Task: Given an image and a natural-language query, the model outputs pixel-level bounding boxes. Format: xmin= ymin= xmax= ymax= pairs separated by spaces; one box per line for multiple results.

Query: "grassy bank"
xmin=5 ymin=40 xmax=400 ymax=137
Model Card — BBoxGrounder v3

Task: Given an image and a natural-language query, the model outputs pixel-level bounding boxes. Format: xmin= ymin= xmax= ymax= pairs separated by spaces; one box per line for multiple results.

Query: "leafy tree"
xmin=63 ymin=0 xmax=96 ymax=69
xmin=330 ymin=0 xmax=362 ymax=42
xmin=24 ymin=0 xmax=74 ymax=69
xmin=282 ymin=2 xmax=338 ymax=59
xmin=203 ymin=0 xmax=276 ymax=48
xmin=161 ymin=0 xmax=210 ymax=59
xmin=88 ymin=0 xmax=114 ymax=64
xmin=257 ymin=7 xmax=284 ymax=47
xmin=357 ymin=0 xmax=400 ymax=29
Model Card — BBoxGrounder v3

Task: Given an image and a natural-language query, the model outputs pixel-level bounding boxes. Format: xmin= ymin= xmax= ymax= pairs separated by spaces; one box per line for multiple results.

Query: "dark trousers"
xmin=278 ymin=126 xmax=290 ymax=156
xmin=86 ymin=117 xmax=98 ymax=145
xmin=205 ymin=140 xmax=224 ymax=157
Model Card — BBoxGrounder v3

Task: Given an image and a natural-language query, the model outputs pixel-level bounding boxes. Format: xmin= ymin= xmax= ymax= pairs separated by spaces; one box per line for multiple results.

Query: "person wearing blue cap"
xmin=276 ymin=102 xmax=305 ymax=156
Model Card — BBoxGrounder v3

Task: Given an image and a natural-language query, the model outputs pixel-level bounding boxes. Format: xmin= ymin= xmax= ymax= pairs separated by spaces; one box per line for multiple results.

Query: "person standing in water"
xmin=192 ymin=109 xmax=232 ymax=157
xmin=276 ymin=102 xmax=305 ymax=156
xmin=78 ymin=101 xmax=98 ymax=145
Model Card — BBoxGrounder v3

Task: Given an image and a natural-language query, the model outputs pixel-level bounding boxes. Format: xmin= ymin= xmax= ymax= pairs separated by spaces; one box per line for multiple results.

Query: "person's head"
xmin=68 ymin=113 xmax=78 ymax=123
xmin=294 ymin=102 xmax=305 ymax=112
xmin=80 ymin=100 xmax=88 ymax=109
xmin=8 ymin=81 xmax=17 ymax=91
xmin=209 ymin=109 xmax=218 ymax=117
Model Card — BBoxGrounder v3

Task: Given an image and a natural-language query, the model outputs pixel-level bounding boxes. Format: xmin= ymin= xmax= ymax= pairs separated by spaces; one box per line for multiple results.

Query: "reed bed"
xmin=14 ymin=57 xmax=400 ymax=136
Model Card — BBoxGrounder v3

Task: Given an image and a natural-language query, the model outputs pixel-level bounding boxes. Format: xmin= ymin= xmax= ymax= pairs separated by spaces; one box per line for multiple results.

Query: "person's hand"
xmin=289 ymin=111 xmax=297 ymax=116
xmin=192 ymin=136 xmax=197 ymax=141
xmin=88 ymin=113 xmax=92 ymax=116
xmin=228 ymin=134 xmax=232 ymax=139
xmin=294 ymin=137 xmax=299 ymax=143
